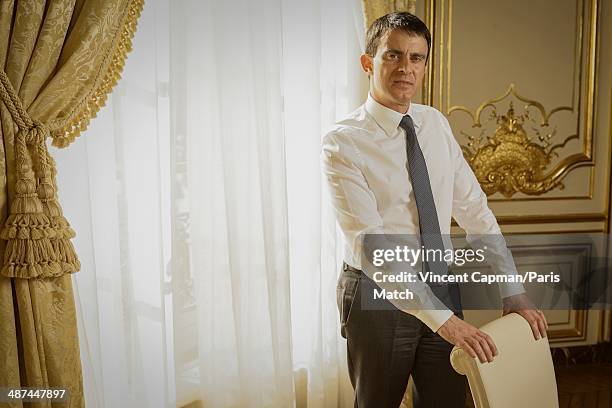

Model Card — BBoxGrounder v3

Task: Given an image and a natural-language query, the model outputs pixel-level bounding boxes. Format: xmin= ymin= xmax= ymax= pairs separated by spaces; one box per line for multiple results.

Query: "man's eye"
xmin=386 ymin=53 xmax=399 ymax=60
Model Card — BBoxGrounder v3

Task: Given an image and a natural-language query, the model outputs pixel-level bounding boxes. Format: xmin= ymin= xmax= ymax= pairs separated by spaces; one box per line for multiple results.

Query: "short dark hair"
xmin=365 ymin=12 xmax=431 ymax=58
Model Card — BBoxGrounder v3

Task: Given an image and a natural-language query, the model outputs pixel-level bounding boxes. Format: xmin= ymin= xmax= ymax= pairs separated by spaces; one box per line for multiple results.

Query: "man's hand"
xmin=437 ymin=315 xmax=498 ymax=364
xmin=502 ymin=293 xmax=548 ymax=340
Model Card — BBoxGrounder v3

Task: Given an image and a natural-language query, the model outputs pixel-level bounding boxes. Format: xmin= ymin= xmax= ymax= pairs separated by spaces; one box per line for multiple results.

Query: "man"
xmin=321 ymin=12 xmax=548 ymax=408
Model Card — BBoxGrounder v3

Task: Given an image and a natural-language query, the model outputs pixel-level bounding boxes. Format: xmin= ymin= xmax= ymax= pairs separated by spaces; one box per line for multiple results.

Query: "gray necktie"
xmin=400 ymin=115 xmax=462 ymax=312
xmin=400 ymin=115 xmax=446 ymax=274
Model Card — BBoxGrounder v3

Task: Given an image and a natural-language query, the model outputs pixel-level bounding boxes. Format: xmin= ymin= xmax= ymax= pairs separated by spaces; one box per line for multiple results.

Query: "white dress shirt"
xmin=321 ymin=94 xmax=524 ymax=331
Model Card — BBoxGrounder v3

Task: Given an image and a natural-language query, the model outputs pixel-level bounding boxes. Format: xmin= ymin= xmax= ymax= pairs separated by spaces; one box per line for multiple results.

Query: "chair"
xmin=450 ymin=313 xmax=559 ymax=408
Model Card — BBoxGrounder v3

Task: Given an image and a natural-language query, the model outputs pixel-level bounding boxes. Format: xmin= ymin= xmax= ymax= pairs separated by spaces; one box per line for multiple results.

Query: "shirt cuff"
xmin=499 ymin=281 xmax=526 ymax=299
xmin=413 ymin=308 xmax=454 ymax=333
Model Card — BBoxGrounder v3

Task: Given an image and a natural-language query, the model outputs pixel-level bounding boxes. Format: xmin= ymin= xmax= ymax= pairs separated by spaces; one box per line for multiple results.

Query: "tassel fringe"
xmin=1 ymin=234 xmax=63 ymax=278
xmin=39 ymin=155 xmax=80 ymax=275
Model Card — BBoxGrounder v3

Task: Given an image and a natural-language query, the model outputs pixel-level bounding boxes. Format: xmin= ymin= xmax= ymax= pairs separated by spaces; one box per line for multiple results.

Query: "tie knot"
xmin=400 ymin=115 xmax=414 ymax=129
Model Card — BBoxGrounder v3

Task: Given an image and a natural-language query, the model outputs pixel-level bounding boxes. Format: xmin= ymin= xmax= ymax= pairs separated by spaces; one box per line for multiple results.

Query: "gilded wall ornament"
xmin=454 ymin=84 xmax=576 ymax=198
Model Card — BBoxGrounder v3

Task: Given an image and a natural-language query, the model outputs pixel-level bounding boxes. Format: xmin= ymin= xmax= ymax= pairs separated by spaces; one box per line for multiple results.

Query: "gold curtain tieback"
xmin=0 ymin=70 xmax=80 ymax=278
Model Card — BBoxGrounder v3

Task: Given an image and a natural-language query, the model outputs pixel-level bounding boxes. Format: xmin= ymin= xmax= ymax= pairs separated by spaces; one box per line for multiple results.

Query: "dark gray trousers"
xmin=337 ymin=263 xmax=467 ymax=408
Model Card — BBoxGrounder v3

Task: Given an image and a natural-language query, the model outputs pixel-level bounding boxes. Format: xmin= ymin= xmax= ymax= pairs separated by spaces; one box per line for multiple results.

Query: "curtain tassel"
xmin=0 ymin=126 xmax=61 ymax=278
xmin=37 ymin=150 xmax=80 ymax=275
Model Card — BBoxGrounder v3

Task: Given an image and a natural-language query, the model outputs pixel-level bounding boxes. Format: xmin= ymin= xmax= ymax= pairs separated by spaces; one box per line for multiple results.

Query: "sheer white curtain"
xmin=54 ymin=1 xmax=173 ymax=407
xmin=54 ymin=0 xmax=367 ymax=406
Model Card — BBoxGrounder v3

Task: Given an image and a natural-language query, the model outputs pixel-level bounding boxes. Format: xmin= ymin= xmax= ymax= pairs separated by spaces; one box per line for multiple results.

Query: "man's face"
xmin=361 ymin=29 xmax=428 ymax=113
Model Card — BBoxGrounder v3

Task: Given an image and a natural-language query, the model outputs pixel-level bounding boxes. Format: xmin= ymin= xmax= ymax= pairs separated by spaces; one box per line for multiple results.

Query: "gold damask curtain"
xmin=0 ymin=1 xmax=143 ymax=407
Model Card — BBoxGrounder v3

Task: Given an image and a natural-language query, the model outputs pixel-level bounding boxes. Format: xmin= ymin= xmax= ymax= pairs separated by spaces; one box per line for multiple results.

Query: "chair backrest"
xmin=450 ymin=313 xmax=559 ymax=408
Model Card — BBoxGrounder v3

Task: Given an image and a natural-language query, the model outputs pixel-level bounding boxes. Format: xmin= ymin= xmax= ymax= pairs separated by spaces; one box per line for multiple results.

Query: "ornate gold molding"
xmin=362 ymin=0 xmax=417 ymax=30
xmin=548 ymin=310 xmax=587 ymax=343
xmin=452 ymin=84 xmax=590 ymax=198
xmin=493 ymin=212 xmax=606 ymax=225
xmin=422 ymin=0 xmax=601 ymax=205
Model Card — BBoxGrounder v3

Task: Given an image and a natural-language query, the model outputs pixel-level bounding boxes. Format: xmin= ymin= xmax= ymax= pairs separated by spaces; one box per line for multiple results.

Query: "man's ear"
xmin=360 ymin=54 xmax=373 ymax=76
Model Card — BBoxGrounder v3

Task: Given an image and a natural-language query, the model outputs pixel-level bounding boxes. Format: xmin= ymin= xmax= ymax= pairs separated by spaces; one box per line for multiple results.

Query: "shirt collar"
xmin=365 ymin=93 xmax=422 ymax=137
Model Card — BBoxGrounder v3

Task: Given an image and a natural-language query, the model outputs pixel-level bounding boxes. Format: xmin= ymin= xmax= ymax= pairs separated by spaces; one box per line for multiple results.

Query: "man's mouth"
xmin=393 ymin=80 xmax=414 ymax=86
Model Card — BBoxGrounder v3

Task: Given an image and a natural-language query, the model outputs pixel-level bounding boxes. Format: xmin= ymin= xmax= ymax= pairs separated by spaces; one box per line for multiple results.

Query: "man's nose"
xmin=398 ymin=56 xmax=415 ymax=75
